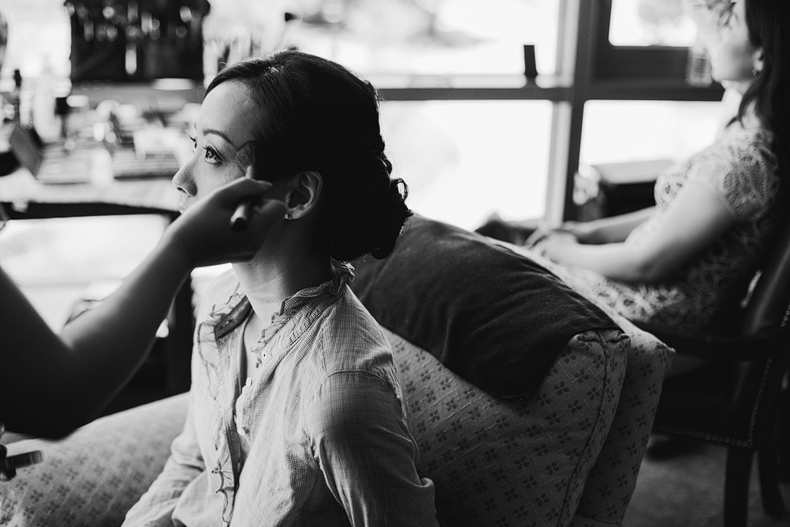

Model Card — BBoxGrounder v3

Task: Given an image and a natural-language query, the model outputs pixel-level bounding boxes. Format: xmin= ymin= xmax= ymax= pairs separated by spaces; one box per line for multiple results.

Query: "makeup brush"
xmin=229 ymin=141 xmax=258 ymax=232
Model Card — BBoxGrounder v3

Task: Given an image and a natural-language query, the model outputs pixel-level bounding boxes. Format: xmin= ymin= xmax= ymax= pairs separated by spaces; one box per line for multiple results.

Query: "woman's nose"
xmin=172 ymin=164 xmax=196 ymax=196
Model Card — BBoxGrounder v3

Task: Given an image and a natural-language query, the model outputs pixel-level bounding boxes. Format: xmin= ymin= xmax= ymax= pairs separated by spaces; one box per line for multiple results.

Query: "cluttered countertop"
xmin=0 ymin=76 xmax=199 ymax=215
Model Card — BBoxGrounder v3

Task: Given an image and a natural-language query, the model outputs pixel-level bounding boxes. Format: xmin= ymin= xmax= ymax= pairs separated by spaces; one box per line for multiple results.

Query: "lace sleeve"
xmin=688 ymin=131 xmax=779 ymax=222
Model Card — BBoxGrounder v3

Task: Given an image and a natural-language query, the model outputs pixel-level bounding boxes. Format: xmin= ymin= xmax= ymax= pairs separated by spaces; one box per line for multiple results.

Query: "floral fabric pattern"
xmin=386 ymin=327 xmax=630 ymax=526
xmin=0 ymin=395 xmax=188 ymax=527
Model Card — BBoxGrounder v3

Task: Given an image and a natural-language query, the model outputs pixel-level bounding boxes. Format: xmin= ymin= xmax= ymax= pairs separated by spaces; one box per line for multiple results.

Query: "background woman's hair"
xmin=739 ymin=0 xmax=790 ymax=197
xmin=206 ymin=51 xmax=412 ymax=261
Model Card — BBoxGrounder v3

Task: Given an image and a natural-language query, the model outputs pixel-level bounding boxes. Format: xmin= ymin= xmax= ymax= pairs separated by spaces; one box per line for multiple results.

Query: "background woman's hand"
xmin=533 ymin=230 xmax=579 ymax=262
xmin=165 ymin=174 xmax=288 ymax=268
xmin=555 ymin=221 xmax=595 ymax=243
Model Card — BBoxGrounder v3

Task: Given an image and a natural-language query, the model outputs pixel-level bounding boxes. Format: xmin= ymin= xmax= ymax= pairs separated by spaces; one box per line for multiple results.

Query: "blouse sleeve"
xmin=121 ymin=391 xmax=205 ymax=527
xmin=305 ymin=371 xmax=439 ymax=527
xmin=687 ymin=133 xmax=778 ymax=222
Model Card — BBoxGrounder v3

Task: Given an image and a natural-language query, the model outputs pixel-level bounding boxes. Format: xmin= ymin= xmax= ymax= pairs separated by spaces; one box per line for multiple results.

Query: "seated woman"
xmin=493 ymin=0 xmax=789 ymax=336
xmin=122 ymin=52 xmax=438 ymax=526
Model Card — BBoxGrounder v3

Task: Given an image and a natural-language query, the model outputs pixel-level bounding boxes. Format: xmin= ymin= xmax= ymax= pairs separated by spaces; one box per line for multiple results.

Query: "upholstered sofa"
xmin=1 ymin=217 xmax=673 ymax=526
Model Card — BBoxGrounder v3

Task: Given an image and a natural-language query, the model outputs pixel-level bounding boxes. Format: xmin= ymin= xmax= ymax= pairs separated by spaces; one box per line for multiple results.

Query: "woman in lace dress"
xmin=525 ymin=0 xmax=789 ymax=334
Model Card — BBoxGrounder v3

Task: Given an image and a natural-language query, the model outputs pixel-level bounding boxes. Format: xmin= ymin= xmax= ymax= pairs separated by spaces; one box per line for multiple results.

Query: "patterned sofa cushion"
xmin=386 ymin=327 xmax=628 ymax=527
xmin=0 ymin=394 xmax=188 ymax=527
xmin=566 ymin=312 xmax=674 ymax=527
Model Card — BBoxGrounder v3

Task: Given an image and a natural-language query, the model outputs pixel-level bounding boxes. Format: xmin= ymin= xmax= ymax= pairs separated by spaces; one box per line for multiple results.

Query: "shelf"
xmin=586 ymin=78 xmax=725 ymax=102
xmin=64 ymin=75 xmax=722 ymax=105
xmin=374 ymin=74 xmax=572 ymax=102
xmin=70 ymin=81 xmax=203 ymax=110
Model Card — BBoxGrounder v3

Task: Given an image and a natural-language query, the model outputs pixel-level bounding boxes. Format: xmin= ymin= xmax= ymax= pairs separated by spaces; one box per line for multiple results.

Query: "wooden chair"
xmin=636 ymin=215 xmax=790 ymax=527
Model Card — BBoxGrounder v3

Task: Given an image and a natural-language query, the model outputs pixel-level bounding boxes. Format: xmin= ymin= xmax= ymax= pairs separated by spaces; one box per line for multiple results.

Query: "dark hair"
xmin=739 ymin=0 xmax=790 ymax=193
xmin=205 ymin=51 xmax=412 ymax=261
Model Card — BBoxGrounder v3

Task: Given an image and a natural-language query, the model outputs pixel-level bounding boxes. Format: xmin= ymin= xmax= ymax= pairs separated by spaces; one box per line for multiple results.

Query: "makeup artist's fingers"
xmin=247 ymin=198 xmax=288 ymax=232
xmin=215 ymin=175 xmax=272 ymax=204
xmin=166 ymin=177 xmax=282 ymax=267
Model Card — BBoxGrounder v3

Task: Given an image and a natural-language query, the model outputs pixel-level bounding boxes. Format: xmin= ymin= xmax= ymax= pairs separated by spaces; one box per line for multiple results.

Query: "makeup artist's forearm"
xmin=53 ymin=237 xmax=193 ymax=422
xmin=0 ymin=265 xmax=74 ymax=436
xmin=1 ymin=238 xmax=191 ymax=437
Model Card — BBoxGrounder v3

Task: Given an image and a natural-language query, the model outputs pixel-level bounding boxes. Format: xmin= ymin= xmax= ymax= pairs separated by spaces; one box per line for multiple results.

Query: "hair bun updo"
xmin=325 ymin=148 xmax=412 ymax=262
xmin=205 ymin=51 xmax=413 ymax=261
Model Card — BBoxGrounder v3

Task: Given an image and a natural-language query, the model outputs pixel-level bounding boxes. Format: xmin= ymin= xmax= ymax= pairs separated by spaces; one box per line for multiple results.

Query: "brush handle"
xmin=230 ymin=199 xmax=254 ymax=231
xmin=229 ymin=165 xmax=257 ymax=231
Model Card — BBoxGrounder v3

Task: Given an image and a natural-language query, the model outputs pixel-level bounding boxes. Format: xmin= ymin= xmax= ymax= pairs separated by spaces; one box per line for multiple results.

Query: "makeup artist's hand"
xmin=164 ymin=175 xmax=288 ymax=267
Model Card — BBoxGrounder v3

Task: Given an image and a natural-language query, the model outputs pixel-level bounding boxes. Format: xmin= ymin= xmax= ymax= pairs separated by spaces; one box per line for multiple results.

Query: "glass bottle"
xmin=686 ymin=38 xmax=712 ymax=87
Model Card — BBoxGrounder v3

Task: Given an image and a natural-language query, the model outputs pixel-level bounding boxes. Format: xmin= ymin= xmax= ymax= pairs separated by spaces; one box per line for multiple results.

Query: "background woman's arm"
xmin=542 ymin=183 xmax=735 ymax=283
xmin=560 ymin=206 xmax=656 ymax=244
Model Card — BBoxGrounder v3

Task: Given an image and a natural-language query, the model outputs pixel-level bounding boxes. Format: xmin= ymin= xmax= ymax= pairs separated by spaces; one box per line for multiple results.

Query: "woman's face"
xmin=173 ymin=81 xmax=260 ymax=212
xmin=710 ymin=0 xmax=763 ymax=87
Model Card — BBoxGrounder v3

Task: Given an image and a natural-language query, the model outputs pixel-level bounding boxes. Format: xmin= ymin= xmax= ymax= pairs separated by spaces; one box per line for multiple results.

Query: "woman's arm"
xmin=560 ymin=206 xmax=656 ymax=244
xmin=542 ymin=182 xmax=735 ymax=283
xmin=1 ymin=176 xmax=286 ymax=437
xmin=307 ymin=372 xmax=438 ymax=526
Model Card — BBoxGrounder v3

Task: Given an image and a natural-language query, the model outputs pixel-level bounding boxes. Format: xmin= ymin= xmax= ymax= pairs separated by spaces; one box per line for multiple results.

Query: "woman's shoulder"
xmin=689 ymin=125 xmax=780 ymax=220
xmin=692 ymin=125 xmax=777 ymax=182
xmin=311 ymin=287 xmax=396 ymax=373
xmin=714 ymin=124 xmax=776 ymax=166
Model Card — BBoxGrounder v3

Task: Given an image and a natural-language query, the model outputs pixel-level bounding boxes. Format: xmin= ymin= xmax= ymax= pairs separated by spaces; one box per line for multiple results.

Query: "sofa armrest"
xmin=386 ymin=327 xmax=628 ymax=527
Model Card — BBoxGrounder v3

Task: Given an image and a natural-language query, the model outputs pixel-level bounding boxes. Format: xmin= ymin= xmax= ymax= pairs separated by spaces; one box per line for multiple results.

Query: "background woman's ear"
xmin=753 ymin=48 xmax=765 ymax=74
xmin=285 ymin=171 xmax=323 ymax=219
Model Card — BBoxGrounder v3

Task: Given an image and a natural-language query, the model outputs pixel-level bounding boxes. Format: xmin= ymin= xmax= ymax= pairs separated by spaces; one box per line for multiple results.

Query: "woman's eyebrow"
xmin=202 ymin=127 xmax=236 ymax=148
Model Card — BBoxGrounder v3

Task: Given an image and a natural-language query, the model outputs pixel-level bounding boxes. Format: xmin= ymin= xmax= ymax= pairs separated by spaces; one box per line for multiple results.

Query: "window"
xmin=1 ymin=0 xmax=70 ymax=78
xmin=608 ymin=0 xmax=697 ymax=47
xmin=580 ymin=100 xmax=722 ymax=166
xmin=0 ymin=215 xmax=166 ymax=328
xmin=279 ymin=0 xmax=560 ymax=77
xmin=382 ymin=100 xmax=551 ymax=229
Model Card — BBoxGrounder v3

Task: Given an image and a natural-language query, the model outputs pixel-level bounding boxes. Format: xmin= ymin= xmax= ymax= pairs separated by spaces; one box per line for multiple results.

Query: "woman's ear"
xmin=753 ymin=47 xmax=765 ymax=74
xmin=284 ymin=171 xmax=323 ymax=219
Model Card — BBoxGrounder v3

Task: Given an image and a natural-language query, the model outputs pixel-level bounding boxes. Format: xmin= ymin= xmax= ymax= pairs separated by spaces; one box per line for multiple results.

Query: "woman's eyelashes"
xmin=187 ymin=134 xmax=223 ymax=164
xmin=202 ymin=145 xmax=222 ymax=164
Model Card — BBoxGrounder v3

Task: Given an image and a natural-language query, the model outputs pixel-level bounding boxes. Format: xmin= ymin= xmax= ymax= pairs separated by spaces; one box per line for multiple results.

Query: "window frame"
xmin=65 ymin=0 xmax=728 ymax=224
xmin=593 ymin=0 xmax=690 ymax=81
xmin=375 ymin=0 xmax=727 ymax=223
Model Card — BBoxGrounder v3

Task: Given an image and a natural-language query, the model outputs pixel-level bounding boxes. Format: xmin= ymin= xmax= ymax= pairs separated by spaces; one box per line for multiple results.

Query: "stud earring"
xmin=752 ymin=68 xmax=759 ymax=76
xmin=284 ymin=212 xmax=291 ymax=219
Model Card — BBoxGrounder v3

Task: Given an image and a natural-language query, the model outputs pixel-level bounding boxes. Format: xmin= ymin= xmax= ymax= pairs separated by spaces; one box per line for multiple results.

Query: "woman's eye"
xmin=202 ymin=146 xmax=221 ymax=164
xmin=188 ymin=135 xmax=197 ymax=153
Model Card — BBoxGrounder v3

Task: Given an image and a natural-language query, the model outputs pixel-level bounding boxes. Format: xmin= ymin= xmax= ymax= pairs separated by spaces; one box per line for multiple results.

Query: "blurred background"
xmin=0 ymin=0 xmax=727 ymax=229
xmin=0 ymin=0 xmax=727 ymax=329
